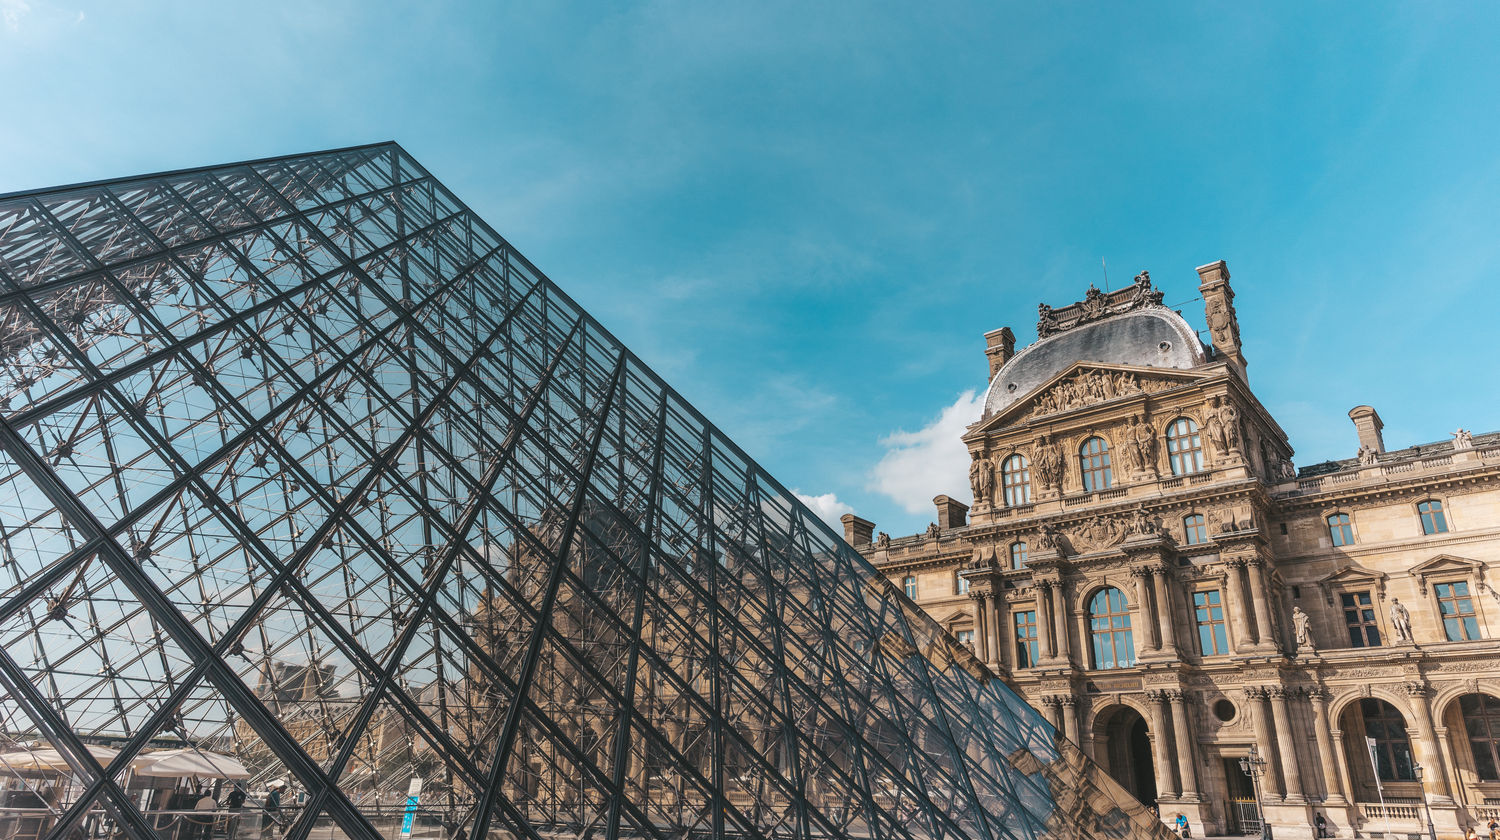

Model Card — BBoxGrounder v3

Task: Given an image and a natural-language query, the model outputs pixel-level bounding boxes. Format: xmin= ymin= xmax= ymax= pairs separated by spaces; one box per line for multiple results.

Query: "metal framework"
xmin=0 ymin=143 xmax=1169 ymax=840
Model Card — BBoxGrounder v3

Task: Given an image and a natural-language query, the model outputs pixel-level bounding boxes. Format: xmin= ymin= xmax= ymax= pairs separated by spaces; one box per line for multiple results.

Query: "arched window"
xmin=903 ymin=575 xmax=917 ymax=599
xmin=1001 ymin=454 xmax=1032 ymax=506
xmin=1165 ymin=417 xmax=1204 ymax=475
xmin=1009 ymin=541 xmax=1028 ymax=570
xmin=1418 ymin=500 xmax=1449 ymax=535
xmin=1460 ymin=694 xmax=1500 ymax=781
xmin=1183 ymin=514 xmax=1208 ymax=545
xmin=1361 ymin=698 xmax=1415 ymax=781
xmin=1088 ymin=587 xmax=1135 ymax=669
xmin=1327 ymin=513 xmax=1354 ymax=546
xmin=1079 ymin=437 xmax=1113 ymax=492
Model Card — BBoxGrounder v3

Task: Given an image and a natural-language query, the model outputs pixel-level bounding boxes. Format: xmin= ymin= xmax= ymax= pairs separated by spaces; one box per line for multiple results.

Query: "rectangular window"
xmin=955 ymin=629 xmax=974 ymax=649
xmin=1436 ymin=581 xmax=1480 ymax=641
xmin=1328 ymin=513 xmax=1354 ymax=546
xmin=1419 ymin=500 xmax=1449 ymax=535
xmin=1014 ymin=611 xmax=1039 ymax=669
xmin=1184 ymin=514 xmax=1208 ymax=546
xmin=903 ymin=575 xmax=917 ymax=600
xmin=1341 ymin=591 xmax=1381 ymax=647
xmin=1193 ymin=590 xmax=1228 ymax=655
xmin=956 ymin=572 xmax=970 ymax=595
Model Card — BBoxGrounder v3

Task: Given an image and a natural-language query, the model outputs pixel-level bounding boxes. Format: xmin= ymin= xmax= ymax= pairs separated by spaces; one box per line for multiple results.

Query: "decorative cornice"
xmin=1035 ymin=272 xmax=1166 ymax=339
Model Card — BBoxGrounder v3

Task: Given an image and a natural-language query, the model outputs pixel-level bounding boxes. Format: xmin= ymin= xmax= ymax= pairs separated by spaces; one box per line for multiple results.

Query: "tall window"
xmin=1419 ymin=500 xmax=1449 ymax=535
xmin=1079 ymin=437 xmax=1113 ymax=492
xmin=1183 ymin=514 xmax=1208 ymax=545
xmin=955 ymin=629 xmax=975 ymax=650
xmin=1341 ymin=591 xmax=1381 ymax=647
xmin=1362 ymin=698 xmax=1416 ymax=781
xmin=1002 ymin=454 xmax=1032 ymax=506
xmin=903 ymin=575 xmax=917 ymax=599
xmin=1089 ymin=587 xmax=1135 ymax=669
xmin=1327 ymin=513 xmax=1354 ymax=546
xmin=1460 ymin=694 xmax=1500 ymax=781
xmin=1193 ymin=590 xmax=1228 ymax=655
xmin=956 ymin=572 xmax=970 ymax=595
xmin=1166 ymin=417 xmax=1204 ymax=475
xmin=1010 ymin=541 xmax=1028 ymax=570
xmin=1436 ymin=581 xmax=1480 ymax=641
xmin=1014 ymin=611 xmax=1039 ymax=668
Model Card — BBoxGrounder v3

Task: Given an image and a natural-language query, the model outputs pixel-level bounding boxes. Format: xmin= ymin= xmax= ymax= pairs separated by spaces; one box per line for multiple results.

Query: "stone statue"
xmin=1127 ymin=414 xmax=1158 ymax=477
xmin=1034 ymin=434 xmax=1064 ymax=493
xmin=1454 ymin=428 xmax=1475 ymax=450
xmin=1389 ymin=597 xmax=1413 ymax=643
xmin=1126 ymin=503 xmax=1157 ymax=537
xmin=1220 ymin=401 xmax=1241 ymax=451
xmin=1036 ymin=303 xmax=1060 ymax=338
xmin=1357 ymin=444 xmax=1378 ymax=467
xmin=925 ymin=522 xmax=940 ymax=538
xmin=876 ymin=532 xmax=891 ymax=549
xmin=969 ymin=454 xmax=987 ymax=504
xmin=978 ymin=455 xmax=995 ymax=503
xmin=1292 ymin=606 xmax=1314 ymax=653
xmin=1204 ymin=398 xmax=1229 ymax=455
xmin=1036 ymin=522 xmax=1062 ymax=551
xmin=1206 ymin=297 xmax=1238 ymax=347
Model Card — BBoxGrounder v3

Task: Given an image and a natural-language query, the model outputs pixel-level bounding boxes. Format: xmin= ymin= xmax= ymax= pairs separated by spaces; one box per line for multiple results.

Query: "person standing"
xmin=192 ymin=788 xmax=218 ymax=840
xmin=224 ymin=783 xmax=246 ymax=840
xmin=1314 ymin=813 xmax=1328 ymax=838
xmin=261 ymin=784 xmax=283 ymax=839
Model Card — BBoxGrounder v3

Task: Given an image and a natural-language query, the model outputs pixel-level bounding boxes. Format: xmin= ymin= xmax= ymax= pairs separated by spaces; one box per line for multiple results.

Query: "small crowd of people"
xmin=178 ymin=779 xmax=285 ymax=840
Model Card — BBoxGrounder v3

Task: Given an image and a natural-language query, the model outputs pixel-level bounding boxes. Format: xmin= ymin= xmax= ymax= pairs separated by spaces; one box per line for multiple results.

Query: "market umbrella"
xmin=0 ymin=744 xmax=120 ymax=774
xmin=130 ymin=748 xmax=250 ymax=779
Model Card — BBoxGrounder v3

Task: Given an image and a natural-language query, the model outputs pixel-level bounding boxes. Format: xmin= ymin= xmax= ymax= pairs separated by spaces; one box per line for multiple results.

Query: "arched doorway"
xmin=1338 ymin=697 xmax=1418 ymax=803
xmin=1095 ymin=704 xmax=1157 ymax=805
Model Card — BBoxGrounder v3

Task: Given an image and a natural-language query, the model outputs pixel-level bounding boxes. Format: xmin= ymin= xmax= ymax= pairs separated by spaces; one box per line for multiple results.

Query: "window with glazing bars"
xmin=1193 ymin=590 xmax=1228 ymax=655
xmin=1183 ymin=514 xmax=1208 ymax=545
xmin=1327 ymin=513 xmax=1354 ymax=546
xmin=903 ymin=575 xmax=917 ymax=599
xmin=1166 ymin=417 xmax=1203 ymax=475
xmin=1419 ymin=500 xmax=1449 ymax=535
xmin=1436 ymin=581 xmax=1480 ymax=640
xmin=1089 ymin=587 xmax=1134 ymax=669
xmin=1079 ymin=437 xmax=1113 ymax=492
xmin=1341 ymin=591 xmax=1381 ymax=647
xmin=1002 ymin=454 xmax=1032 ymax=506
xmin=1010 ymin=541 xmax=1027 ymax=570
xmin=1014 ymin=611 xmax=1039 ymax=668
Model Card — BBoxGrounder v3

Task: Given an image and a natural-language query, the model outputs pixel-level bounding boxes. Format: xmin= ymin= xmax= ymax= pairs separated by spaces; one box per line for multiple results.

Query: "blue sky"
xmin=3 ymin=2 xmax=1497 ymax=536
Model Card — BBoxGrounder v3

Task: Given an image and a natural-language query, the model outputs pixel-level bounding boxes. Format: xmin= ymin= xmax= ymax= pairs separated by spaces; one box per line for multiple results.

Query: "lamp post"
xmin=1239 ymin=745 xmax=1272 ymax=840
xmin=1414 ymin=763 xmax=1438 ymax=840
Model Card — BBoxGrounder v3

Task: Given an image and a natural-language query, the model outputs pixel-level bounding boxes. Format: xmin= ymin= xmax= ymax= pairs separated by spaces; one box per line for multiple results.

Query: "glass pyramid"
xmin=0 ymin=143 xmax=1168 ymax=840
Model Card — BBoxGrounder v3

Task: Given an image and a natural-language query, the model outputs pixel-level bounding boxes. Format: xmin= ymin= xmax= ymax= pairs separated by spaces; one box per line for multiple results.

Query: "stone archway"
xmin=1093 ymin=703 xmax=1158 ymax=806
xmin=1440 ymin=692 xmax=1500 ymax=807
xmin=1337 ymin=696 xmax=1418 ymax=804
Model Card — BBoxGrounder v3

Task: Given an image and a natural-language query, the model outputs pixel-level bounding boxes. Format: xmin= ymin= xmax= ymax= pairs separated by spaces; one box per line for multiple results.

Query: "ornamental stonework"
xmin=1022 ymin=369 xmax=1174 ymax=420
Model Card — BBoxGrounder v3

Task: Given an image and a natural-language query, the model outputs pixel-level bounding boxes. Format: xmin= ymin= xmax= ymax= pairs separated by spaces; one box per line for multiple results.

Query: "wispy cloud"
xmin=1 ymin=0 xmax=31 ymax=31
xmin=867 ymin=390 xmax=983 ymax=515
xmin=793 ymin=489 xmax=852 ymax=530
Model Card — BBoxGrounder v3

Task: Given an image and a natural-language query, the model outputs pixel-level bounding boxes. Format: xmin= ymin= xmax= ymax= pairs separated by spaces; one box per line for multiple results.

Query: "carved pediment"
xmin=1317 ymin=563 xmax=1388 ymax=604
xmin=1409 ymin=555 xmax=1489 ymax=595
xmin=971 ymin=363 xmax=1204 ymax=434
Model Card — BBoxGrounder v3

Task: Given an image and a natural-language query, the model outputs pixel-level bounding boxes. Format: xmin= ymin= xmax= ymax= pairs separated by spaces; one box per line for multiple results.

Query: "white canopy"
xmin=130 ymin=748 xmax=250 ymax=779
xmin=0 ymin=744 xmax=121 ymax=774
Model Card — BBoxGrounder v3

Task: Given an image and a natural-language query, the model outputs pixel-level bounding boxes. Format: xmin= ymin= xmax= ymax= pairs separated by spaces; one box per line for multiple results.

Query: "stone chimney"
xmin=984 ymin=327 xmax=1016 ymax=379
xmin=1348 ymin=406 xmax=1385 ymax=454
xmin=1196 ymin=260 xmax=1247 ymax=379
xmin=840 ymin=513 xmax=875 ymax=547
xmin=933 ymin=495 xmax=969 ymax=530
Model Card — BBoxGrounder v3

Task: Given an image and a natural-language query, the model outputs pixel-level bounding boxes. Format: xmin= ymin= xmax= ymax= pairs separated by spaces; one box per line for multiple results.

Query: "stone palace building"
xmin=844 ymin=262 xmax=1500 ymax=838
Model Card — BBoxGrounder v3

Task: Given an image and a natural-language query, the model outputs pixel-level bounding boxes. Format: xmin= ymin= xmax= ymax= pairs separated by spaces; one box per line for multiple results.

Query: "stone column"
xmin=988 ymin=594 xmax=1004 ymax=670
xmin=972 ymin=594 xmax=990 ymax=663
xmin=1036 ymin=582 xmax=1055 ymax=662
xmin=1152 ymin=566 xmax=1178 ymax=653
xmin=1041 ymin=695 xmax=1064 ymax=731
xmin=1329 ymin=725 xmax=1355 ymax=809
xmin=1308 ymin=687 xmax=1347 ymax=804
xmin=1222 ymin=559 xmax=1256 ymax=650
xmin=1052 ymin=579 xmax=1072 ymax=664
xmin=1167 ymin=689 xmax=1200 ymax=800
xmin=1406 ymin=682 xmax=1454 ymax=803
xmin=1060 ymin=694 xmax=1081 ymax=745
xmin=1246 ymin=557 xmax=1278 ymax=650
xmin=1244 ymin=687 xmax=1285 ymax=798
xmin=1145 ymin=690 xmax=1179 ymax=799
xmin=1268 ymin=686 xmax=1306 ymax=802
xmin=1133 ymin=567 xmax=1160 ymax=650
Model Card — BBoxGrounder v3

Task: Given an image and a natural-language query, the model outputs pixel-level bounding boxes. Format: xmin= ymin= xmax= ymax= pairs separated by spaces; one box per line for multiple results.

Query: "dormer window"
xmin=1166 ymin=417 xmax=1204 ymax=475
xmin=1418 ymin=500 xmax=1449 ymax=535
xmin=1079 ymin=437 xmax=1113 ymax=491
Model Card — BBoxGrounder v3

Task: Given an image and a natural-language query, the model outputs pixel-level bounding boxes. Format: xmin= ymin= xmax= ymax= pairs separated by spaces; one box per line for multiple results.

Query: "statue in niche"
xmin=1126 ymin=413 xmax=1158 ymax=477
xmin=1389 ymin=597 xmax=1413 ymax=643
xmin=1034 ymin=434 xmax=1064 ymax=493
xmin=969 ymin=452 xmax=995 ymax=505
xmin=1204 ymin=396 xmax=1242 ymax=457
xmin=1292 ymin=606 xmax=1315 ymax=653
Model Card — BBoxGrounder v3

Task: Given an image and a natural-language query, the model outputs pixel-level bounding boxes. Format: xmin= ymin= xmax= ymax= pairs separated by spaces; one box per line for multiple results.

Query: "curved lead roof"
xmin=982 ymin=308 xmax=1209 ymax=418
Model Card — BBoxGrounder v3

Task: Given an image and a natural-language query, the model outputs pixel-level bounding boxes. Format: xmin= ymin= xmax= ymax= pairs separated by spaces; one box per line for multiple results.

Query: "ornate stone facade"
xmin=846 ymin=260 xmax=1500 ymax=839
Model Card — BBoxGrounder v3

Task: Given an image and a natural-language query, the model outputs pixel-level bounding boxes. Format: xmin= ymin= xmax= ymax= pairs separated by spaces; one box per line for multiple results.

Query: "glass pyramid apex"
xmin=0 ymin=143 xmax=1169 ymax=840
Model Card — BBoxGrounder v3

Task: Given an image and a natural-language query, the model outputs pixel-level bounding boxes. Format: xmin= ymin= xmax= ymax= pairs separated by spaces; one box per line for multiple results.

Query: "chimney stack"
xmin=933 ymin=495 xmax=969 ymax=530
xmin=1348 ymin=405 xmax=1385 ymax=454
xmin=840 ymin=513 xmax=875 ymax=547
xmin=984 ymin=327 xmax=1016 ymax=379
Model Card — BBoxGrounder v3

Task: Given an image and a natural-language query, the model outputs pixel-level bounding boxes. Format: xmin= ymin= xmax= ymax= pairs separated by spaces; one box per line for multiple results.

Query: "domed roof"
xmin=982 ymin=307 xmax=1208 ymax=417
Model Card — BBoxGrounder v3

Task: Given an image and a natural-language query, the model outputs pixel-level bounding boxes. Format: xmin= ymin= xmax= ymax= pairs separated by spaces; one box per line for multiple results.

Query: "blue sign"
xmin=400 ymin=795 xmax=419 ymax=836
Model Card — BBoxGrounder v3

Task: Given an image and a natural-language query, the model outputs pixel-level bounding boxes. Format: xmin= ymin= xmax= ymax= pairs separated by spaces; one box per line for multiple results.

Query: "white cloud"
xmin=867 ymin=390 xmax=984 ymax=514
xmin=1 ymin=0 xmax=30 ymax=31
xmin=793 ymin=490 xmax=853 ymax=530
